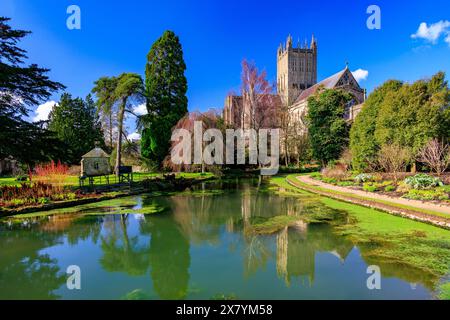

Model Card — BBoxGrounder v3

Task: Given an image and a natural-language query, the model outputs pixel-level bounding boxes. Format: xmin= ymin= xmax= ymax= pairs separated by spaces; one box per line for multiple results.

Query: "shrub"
xmin=0 ymin=182 xmax=82 ymax=208
xmin=33 ymin=160 xmax=70 ymax=188
xmin=15 ymin=175 xmax=28 ymax=182
xmin=404 ymin=174 xmax=443 ymax=190
xmin=417 ymin=138 xmax=450 ymax=176
xmin=354 ymin=173 xmax=373 ymax=183
xmin=384 ymin=185 xmax=396 ymax=192
xmin=310 ymin=172 xmax=322 ymax=179
xmin=322 ymin=177 xmax=338 ymax=184
xmin=336 ymin=181 xmax=357 ymax=187
xmin=438 ymin=185 xmax=450 ymax=193
xmin=363 ymin=182 xmax=378 ymax=192
xmin=403 ymin=189 xmax=449 ymax=201
xmin=321 ymin=163 xmax=349 ymax=181
xmin=338 ymin=148 xmax=353 ymax=170
xmin=377 ymin=144 xmax=412 ymax=182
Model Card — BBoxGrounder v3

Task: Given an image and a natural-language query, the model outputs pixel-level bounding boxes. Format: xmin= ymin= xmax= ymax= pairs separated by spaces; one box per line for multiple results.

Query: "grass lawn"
xmin=0 ymin=176 xmax=20 ymax=186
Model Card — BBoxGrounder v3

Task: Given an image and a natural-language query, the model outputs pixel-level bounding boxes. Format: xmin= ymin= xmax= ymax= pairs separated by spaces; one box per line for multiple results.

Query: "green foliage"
xmin=403 ymin=189 xmax=449 ymax=201
xmin=404 ymin=174 xmax=443 ymax=190
xmin=362 ymin=182 xmax=378 ymax=192
xmin=384 ymin=185 xmax=396 ymax=192
xmin=0 ymin=182 xmax=81 ymax=208
xmin=350 ymin=73 xmax=450 ymax=171
xmin=0 ymin=17 xmax=66 ymax=165
xmin=322 ymin=177 xmax=338 ymax=184
xmin=306 ymin=88 xmax=352 ymax=165
xmin=91 ymin=76 xmax=118 ymax=150
xmin=336 ymin=181 xmax=357 ymax=187
xmin=350 ymin=80 xmax=403 ymax=170
xmin=92 ymin=73 xmax=144 ymax=172
xmin=310 ymin=172 xmax=322 ymax=179
xmin=141 ymin=30 xmax=188 ymax=164
xmin=249 ymin=215 xmax=301 ymax=234
xmin=48 ymin=93 xmax=104 ymax=164
xmin=438 ymin=282 xmax=450 ymax=300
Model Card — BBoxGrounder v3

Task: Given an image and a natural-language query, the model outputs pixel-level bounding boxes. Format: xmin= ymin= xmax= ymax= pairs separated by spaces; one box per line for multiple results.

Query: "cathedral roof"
xmin=293 ymin=67 xmax=349 ymax=104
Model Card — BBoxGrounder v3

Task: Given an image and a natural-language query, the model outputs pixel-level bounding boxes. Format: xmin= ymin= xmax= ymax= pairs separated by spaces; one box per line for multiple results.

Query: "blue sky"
xmin=3 ymin=0 xmax=450 ymax=138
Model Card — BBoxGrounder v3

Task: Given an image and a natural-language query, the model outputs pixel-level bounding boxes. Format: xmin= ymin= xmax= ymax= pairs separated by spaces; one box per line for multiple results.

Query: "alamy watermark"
xmin=366 ymin=265 xmax=381 ymax=290
xmin=66 ymin=265 xmax=81 ymax=290
xmin=366 ymin=5 xmax=381 ymax=30
xmin=171 ymin=121 xmax=280 ymax=175
xmin=66 ymin=5 xmax=81 ymax=30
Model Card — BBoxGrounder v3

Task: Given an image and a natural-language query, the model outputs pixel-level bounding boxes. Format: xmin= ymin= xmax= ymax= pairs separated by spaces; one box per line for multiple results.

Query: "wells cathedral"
xmin=223 ymin=34 xmax=365 ymax=131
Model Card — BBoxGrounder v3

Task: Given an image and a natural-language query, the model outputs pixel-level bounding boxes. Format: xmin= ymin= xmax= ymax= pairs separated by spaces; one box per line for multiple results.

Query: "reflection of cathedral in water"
xmin=239 ymin=187 xmax=354 ymax=287
xmin=275 ymin=224 xmax=353 ymax=287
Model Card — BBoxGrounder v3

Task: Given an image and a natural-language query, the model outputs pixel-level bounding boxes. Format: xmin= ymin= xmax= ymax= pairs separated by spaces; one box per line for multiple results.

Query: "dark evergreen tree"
xmin=48 ymin=93 xmax=105 ymax=164
xmin=0 ymin=17 xmax=66 ymax=166
xmin=141 ymin=30 xmax=188 ymax=164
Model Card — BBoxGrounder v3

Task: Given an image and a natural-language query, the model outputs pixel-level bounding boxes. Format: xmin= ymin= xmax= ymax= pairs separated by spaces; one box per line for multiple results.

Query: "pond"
xmin=0 ymin=178 xmax=446 ymax=299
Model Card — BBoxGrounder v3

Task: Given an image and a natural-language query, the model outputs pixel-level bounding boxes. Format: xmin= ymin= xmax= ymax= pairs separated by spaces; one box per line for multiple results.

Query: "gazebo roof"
xmin=82 ymin=147 xmax=109 ymax=158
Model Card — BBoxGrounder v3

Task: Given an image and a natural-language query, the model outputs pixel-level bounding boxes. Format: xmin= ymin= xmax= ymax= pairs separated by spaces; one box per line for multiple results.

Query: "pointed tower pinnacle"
xmin=311 ymin=34 xmax=317 ymax=49
xmin=286 ymin=34 xmax=293 ymax=49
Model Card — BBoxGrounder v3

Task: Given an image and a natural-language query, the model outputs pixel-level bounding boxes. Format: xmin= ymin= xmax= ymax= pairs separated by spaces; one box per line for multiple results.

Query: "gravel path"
xmin=296 ymin=175 xmax=450 ymax=215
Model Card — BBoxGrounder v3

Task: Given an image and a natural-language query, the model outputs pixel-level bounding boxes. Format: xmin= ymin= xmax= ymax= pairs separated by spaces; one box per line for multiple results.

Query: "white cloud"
xmin=411 ymin=20 xmax=450 ymax=44
xmin=446 ymin=33 xmax=450 ymax=45
xmin=33 ymin=101 xmax=57 ymax=122
xmin=132 ymin=103 xmax=147 ymax=116
xmin=352 ymin=69 xmax=369 ymax=82
xmin=127 ymin=131 xmax=141 ymax=141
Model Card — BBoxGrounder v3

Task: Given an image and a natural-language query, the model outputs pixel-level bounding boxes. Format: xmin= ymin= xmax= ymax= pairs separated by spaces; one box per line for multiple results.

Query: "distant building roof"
xmin=293 ymin=67 xmax=348 ymax=104
xmin=82 ymin=147 xmax=109 ymax=158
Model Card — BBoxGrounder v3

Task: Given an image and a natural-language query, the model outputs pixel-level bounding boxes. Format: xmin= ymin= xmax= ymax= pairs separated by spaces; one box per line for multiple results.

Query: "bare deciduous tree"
xmin=417 ymin=138 xmax=450 ymax=176
xmin=163 ymin=109 xmax=221 ymax=173
xmin=339 ymin=147 xmax=353 ymax=171
xmin=240 ymin=59 xmax=279 ymax=131
xmin=377 ymin=143 xmax=411 ymax=182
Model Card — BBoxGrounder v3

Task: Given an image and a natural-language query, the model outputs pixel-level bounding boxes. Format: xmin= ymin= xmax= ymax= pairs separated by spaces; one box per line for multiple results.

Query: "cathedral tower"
xmin=277 ymin=34 xmax=317 ymax=105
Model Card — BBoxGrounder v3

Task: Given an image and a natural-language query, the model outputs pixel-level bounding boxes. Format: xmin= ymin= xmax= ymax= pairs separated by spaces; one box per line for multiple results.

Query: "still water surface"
xmin=0 ymin=179 xmax=436 ymax=299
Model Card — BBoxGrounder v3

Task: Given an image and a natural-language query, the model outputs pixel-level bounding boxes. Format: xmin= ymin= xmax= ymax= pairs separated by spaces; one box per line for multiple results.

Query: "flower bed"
xmin=0 ymin=182 xmax=83 ymax=208
xmin=311 ymin=171 xmax=450 ymax=204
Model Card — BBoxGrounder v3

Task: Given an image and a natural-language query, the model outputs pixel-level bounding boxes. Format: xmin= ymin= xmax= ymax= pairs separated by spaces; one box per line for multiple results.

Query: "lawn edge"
xmin=285 ymin=174 xmax=450 ymax=230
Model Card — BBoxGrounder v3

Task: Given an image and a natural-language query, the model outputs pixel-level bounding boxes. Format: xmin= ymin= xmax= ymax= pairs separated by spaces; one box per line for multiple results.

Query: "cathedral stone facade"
xmin=277 ymin=34 xmax=317 ymax=105
xmin=223 ymin=34 xmax=365 ymax=130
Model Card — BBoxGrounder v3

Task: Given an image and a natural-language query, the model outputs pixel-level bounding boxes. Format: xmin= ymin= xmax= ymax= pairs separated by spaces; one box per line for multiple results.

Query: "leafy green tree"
xmin=350 ymin=73 xmax=450 ymax=171
xmin=92 ymin=73 xmax=144 ymax=176
xmin=0 ymin=17 xmax=66 ymax=166
xmin=140 ymin=30 xmax=188 ymax=165
xmin=91 ymin=76 xmax=117 ymax=151
xmin=306 ymin=88 xmax=352 ymax=166
xmin=48 ymin=93 xmax=104 ymax=164
xmin=113 ymin=73 xmax=144 ymax=174
xmin=350 ymin=80 xmax=403 ymax=171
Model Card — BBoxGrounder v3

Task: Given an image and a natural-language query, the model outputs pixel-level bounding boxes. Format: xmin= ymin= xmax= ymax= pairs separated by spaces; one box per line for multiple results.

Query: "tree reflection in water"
xmin=0 ymin=214 xmax=103 ymax=299
xmin=100 ymin=214 xmax=150 ymax=276
xmin=0 ymin=177 xmax=440 ymax=299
